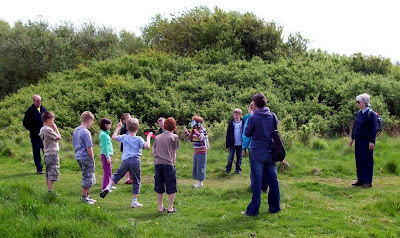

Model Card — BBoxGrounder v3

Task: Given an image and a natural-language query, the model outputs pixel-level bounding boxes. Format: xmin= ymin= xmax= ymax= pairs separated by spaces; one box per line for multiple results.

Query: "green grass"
xmin=0 ymin=135 xmax=400 ymax=237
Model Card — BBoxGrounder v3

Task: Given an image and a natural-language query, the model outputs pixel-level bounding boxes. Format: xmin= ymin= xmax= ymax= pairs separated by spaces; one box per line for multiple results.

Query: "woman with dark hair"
xmin=242 ymin=93 xmax=281 ymax=216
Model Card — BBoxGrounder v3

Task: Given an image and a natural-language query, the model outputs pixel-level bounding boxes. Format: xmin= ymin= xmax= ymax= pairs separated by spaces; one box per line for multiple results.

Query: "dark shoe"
xmin=269 ymin=209 xmax=281 ymax=214
xmin=352 ymin=181 xmax=363 ymax=186
xmin=225 ymin=170 xmax=231 ymax=173
xmin=236 ymin=170 xmax=241 ymax=174
xmin=125 ymin=179 xmax=133 ymax=184
xmin=37 ymin=170 xmax=44 ymax=174
xmin=362 ymin=183 xmax=372 ymax=188
xmin=99 ymin=189 xmax=109 ymax=198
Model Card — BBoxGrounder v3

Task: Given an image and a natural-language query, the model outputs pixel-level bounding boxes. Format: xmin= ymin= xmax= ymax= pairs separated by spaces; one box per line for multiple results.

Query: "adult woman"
xmin=242 ymin=93 xmax=280 ymax=216
xmin=350 ymin=93 xmax=378 ymax=188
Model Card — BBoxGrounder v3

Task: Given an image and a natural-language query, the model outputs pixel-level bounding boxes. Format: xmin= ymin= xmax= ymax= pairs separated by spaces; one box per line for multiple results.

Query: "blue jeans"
xmin=193 ymin=153 xmax=207 ymax=181
xmin=111 ymin=157 xmax=141 ymax=194
xmin=226 ymin=146 xmax=243 ymax=172
xmin=246 ymin=153 xmax=280 ymax=215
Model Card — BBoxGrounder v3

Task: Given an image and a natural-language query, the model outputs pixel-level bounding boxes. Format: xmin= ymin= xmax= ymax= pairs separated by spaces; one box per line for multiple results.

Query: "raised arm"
xmin=112 ymin=120 xmax=123 ymax=140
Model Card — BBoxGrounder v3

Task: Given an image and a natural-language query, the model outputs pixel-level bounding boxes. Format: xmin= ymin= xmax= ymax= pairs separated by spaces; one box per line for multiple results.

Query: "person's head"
xmin=32 ymin=95 xmax=42 ymax=108
xmin=191 ymin=115 xmax=204 ymax=129
xmin=233 ymin=108 xmax=242 ymax=121
xmin=42 ymin=111 xmax=55 ymax=125
xmin=81 ymin=111 xmax=94 ymax=127
xmin=126 ymin=118 xmax=139 ymax=133
xmin=99 ymin=118 xmax=112 ymax=131
xmin=121 ymin=113 xmax=131 ymax=123
xmin=248 ymin=102 xmax=255 ymax=114
xmin=356 ymin=93 xmax=370 ymax=109
xmin=157 ymin=117 xmax=166 ymax=129
xmin=164 ymin=117 xmax=177 ymax=132
xmin=252 ymin=93 xmax=267 ymax=109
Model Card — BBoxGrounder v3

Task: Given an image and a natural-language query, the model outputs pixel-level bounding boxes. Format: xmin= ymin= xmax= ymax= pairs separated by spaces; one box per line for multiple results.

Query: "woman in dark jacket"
xmin=241 ymin=93 xmax=280 ymax=216
xmin=350 ymin=93 xmax=378 ymax=188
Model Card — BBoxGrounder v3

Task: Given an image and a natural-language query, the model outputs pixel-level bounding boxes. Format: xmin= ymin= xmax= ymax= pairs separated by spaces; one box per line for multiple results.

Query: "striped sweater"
xmin=186 ymin=128 xmax=207 ymax=154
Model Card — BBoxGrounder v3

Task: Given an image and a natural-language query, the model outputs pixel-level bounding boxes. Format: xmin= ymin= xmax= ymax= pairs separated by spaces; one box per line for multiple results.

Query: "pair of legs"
xmin=193 ymin=153 xmax=207 ymax=187
xmin=226 ymin=145 xmax=243 ymax=173
xmin=45 ymin=153 xmax=60 ymax=193
xmin=78 ymin=158 xmax=96 ymax=202
xmin=246 ymin=153 xmax=280 ymax=215
xmin=31 ymin=137 xmax=44 ymax=173
xmin=155 ymin=164 xmax=177 ymax=212
xmin=100 ymin=154 xmax=113 ymax=190
xmin=102 ymin=158 xmax=141 ymax=206
xmin=354 ymin=139 xmax=374 ymax=185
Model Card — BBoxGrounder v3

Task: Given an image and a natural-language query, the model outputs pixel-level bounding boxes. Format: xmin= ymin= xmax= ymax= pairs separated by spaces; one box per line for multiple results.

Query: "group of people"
xmin=23 ymin=92 xmax=378 ymax=215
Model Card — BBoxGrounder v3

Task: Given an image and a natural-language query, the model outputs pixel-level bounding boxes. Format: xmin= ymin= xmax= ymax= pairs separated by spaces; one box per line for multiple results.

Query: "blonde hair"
xmin=233 ymin=108 xmax=242 ymax=115
xmin=126 ymin=118 xmax=139 ymax=132
xmin=157 ymin=117 xmax=166 ymax=123
xmin=81 ymin=111 xmax=94 ymax=123
xmin=121 ymin=113 xmax=130 ymax=121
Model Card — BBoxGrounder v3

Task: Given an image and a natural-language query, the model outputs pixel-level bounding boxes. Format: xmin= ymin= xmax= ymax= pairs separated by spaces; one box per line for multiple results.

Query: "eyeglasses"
xmin=356 ymin=101 xmax=361 ymax=104
xmin=35 ymin=100 xmax=41 ymax=102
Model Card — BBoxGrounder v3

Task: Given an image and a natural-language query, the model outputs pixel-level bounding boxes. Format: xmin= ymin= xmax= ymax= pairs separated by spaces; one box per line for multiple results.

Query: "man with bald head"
xmin=23 ymin=95 xmax=47 ymax=174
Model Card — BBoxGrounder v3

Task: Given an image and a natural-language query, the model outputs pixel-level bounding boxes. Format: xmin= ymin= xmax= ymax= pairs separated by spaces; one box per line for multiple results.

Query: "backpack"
xmin=367 ymin=109 xmax=384 ymax=136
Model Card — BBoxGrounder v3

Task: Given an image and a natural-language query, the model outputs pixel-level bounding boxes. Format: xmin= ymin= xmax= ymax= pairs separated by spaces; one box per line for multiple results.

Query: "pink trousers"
xmin=101 ymin=154 xmax=112 ymax=190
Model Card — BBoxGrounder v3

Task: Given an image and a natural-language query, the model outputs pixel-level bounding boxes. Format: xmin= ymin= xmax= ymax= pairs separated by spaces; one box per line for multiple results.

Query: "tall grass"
xmin=0 ymin=135 xmax=399 ymax=237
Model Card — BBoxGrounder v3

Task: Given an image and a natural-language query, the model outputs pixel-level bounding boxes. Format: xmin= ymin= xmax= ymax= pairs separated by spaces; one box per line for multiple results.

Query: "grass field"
xmin=0 ymin=135 xmax=399 ymax=237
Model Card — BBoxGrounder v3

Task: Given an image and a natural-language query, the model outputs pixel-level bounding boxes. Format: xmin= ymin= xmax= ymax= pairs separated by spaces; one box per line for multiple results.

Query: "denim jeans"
xmin=111 ymin=157 xmax=141 ymax=194
xmin=226 ymin=146 xmax=243 ymax=172
xmin=192 ymin=153 xmax=207 ymax=181
xmin=246 ymin=153 xmax=280 ymax=215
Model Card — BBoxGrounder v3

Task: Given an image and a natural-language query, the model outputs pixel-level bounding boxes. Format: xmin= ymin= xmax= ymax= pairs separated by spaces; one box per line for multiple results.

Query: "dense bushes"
xmin=0 ymin=51 xmax=399 ymax=145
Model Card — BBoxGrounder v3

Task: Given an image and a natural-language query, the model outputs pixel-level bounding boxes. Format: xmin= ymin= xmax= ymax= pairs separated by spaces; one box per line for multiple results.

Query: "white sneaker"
xmin=194 ymin=181 xmax=203 ymax=188
xmin=87 ymin=196 xmax=97 ymax=203
xmin=81 ymin=197 xmax=95 ymax=205
xmin=111 ymin=186 xmax=117 ymax=190
xmin=131 ymin=202 xmax=143 ymax=208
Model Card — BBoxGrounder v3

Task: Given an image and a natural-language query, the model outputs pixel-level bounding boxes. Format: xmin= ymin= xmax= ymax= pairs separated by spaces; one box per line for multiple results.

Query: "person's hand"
xmin=349 ymin=139 xmax=354 ymax=147
xmin=183 ymin=127 xmax=188 ymax=134
xmin=192 ymin=128 xmax=198 ymax=134
xmin=52 ymin=123 xmax=58 ymax=131
xmin=242 ymin=150 xmax=246 ymax=156
xmin=369 ymin=142 xmax=375 ymax=150
xmin=117 ymin=119 xmax=123 ymax=128
xmin=107 ymin=157 xmax=112 ymax=164
xmin=147 ymin=132 xmax=153 ymax=138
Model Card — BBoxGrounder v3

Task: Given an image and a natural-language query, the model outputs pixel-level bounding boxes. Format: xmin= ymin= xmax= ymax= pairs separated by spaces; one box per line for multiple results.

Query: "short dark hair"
xmin=42 ymin=111 xmax=54 ymax=122
xmin=164 ymin=117 xmax=176 ymax=131
xmin=99 ymin=118 xmax=112 ymax=131
xmin=252 ymin=93 xmax=266 ymax=108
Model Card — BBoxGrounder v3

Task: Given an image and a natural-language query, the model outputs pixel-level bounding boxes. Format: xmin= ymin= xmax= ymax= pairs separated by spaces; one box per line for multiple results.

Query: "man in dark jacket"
xmin=242 ymin=93 xmax=281 ymax=216
xmin=23 ymin=95 xmax=46 ymax=174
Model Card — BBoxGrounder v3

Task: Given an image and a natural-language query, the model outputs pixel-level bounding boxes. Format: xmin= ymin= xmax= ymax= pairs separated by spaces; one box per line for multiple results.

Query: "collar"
xmin=362 ymin=107 xmax=370 ymax=113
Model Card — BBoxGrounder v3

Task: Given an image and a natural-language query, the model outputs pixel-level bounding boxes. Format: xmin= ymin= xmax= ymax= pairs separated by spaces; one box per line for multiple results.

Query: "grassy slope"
xmin=0 ymin=136 xmax=399 ymax=238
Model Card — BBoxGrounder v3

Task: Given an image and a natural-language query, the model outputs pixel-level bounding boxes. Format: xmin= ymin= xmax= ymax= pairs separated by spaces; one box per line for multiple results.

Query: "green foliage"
xmin=349 ymin=53 xmax=392 ymax=75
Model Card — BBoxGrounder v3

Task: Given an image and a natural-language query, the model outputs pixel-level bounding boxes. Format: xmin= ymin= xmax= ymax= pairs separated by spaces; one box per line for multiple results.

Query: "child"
xmin=99 ymin=118 xmax=117 ymax=191
xmin=225 ymin=108 xmax=245 ymax=174
xmin=156 ymin=117 xmax=166 ymax=135
xmin=72 ymin=111 xmax=96 ymax=205
xmin=120 ymin=113 xmax=133 ymax=184
xmin=38 ymin=111 xmax=62 ymax=195
xmin=152 ymin=117 xmax=180 ymax=213
xmin=184 ymin=116 xmax=208 ymax=188
xmin=100 ymin=118 xmax=152 ymax=208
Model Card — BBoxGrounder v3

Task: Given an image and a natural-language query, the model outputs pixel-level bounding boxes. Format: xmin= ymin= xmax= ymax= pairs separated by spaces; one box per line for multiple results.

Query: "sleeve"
xmin=23 ymin=109 xmax=32 ymax=131
xmin=116 ymin=135 xmax=124 ymax=143
xmin=225 ymin=122 xmax=230 ymax=148
xmin=46 ymin=127 xmax=59 ymax=141
xmin=174 ymin=135 xmax=180 ymax=150
xmin=84 ymin=130 xmax=93 ymax=148
xmin=242 ymin=120 xmax=251 ymax=150
xmin=100 ymin=133 xmax=110 ymax=158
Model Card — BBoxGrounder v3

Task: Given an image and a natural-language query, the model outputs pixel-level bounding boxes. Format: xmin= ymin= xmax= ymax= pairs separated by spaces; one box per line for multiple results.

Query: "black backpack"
xmin=367 ymin=109 xmax=384 ymax=136
xmin=271 ymin=115 xmax=286 ymax=162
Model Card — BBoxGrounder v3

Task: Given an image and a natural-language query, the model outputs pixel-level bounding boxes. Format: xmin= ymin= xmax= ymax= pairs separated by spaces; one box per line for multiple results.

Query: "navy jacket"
xmin=226 ymin=118 xmax=244 ymax=148
xmin=23 ymin=105 xmax=46 ymax=138
xmin=351 ymin=109 xmax=377 ymax=143
xmin=245 ymin=107 xmax=278 ymax=156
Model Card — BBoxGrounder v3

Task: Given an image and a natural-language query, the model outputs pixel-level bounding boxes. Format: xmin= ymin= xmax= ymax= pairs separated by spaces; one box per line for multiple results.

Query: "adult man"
xmin=23 ymin=95 xmax=47 ymax=174
xmin=242 ymin=93 xmax=281 ymax=216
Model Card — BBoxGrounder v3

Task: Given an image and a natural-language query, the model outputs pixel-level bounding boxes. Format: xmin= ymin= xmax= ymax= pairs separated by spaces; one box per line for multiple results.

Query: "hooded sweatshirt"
xmin=245 ymin=107 xmax=278 ymax=156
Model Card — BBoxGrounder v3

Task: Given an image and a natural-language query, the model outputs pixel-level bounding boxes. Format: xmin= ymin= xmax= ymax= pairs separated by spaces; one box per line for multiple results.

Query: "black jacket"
xmin=226 ymin=118 xmax=244 ymax=148
xmin=23 ymin=104 xmax=46 ymax=138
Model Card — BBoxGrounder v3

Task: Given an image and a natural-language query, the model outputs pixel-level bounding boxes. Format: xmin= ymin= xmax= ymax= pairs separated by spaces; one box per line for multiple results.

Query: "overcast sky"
xmin=1 ymin=0 xmax=399 ymax=62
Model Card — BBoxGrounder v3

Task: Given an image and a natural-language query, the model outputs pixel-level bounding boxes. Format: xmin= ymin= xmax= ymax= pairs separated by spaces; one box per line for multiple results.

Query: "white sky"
xmin=1 ymin=0 xmax=399 ymax=63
